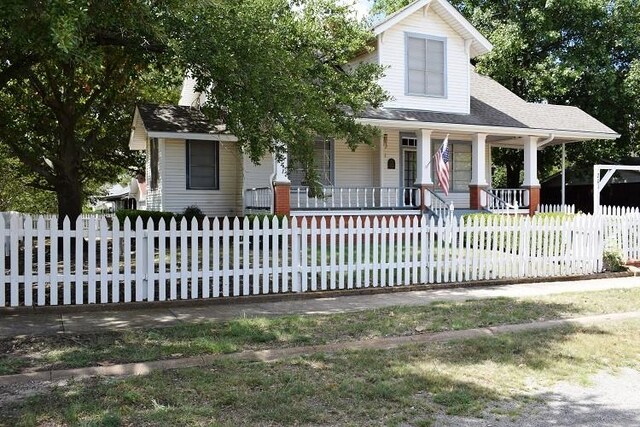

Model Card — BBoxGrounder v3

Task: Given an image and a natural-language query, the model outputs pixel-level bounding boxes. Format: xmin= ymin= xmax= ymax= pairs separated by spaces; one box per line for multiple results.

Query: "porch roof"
xmin=360 ymin=71 xmax=620 ymax=142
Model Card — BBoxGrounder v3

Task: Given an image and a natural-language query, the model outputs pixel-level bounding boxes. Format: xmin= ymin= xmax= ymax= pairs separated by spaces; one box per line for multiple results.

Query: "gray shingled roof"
xmin=139 ymin=72 xmax=617 ymax=138
xmin=137 ymin=104 xmax=224 ymax=134
xmin=361 ymin=71 xmax=618 ymax=136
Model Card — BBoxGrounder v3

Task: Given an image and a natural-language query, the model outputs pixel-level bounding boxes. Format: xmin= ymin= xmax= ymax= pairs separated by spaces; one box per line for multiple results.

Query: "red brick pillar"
xmin=469 ymin=185 xmax=488 ymax=210
xmin=273 ymin=183 xmax=291 ymax=216
xmin=523 ymin=186 xmax=540 ymax=216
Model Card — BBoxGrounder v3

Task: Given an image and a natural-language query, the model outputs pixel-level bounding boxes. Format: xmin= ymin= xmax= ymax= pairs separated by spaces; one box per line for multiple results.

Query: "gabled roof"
xmin=372 ymin=0 xmax=492 ymax=58
xmin=359 ymin=70 xmax=620 ymax=142
xmin=129 ymin=104 xmax=236 ymax=150
xmin=137 ymin=104 xmax=223 ymax=134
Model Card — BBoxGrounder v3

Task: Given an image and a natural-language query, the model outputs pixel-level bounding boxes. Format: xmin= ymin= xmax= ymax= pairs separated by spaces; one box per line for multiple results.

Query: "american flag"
xmin=435 ymin=136 xmax=450 ymax=196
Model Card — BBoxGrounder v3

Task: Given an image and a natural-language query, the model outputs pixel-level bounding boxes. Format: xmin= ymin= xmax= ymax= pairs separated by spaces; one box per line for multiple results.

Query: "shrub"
xmin=115 ymin=209 xmax=176 ymax=227
xmin=603 ymin=246 xmax=625 ymax=272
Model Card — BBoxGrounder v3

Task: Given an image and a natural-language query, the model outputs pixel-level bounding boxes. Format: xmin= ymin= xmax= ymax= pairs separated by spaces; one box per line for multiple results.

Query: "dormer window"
xmin=406 ymin=34 xmax=446 ymax=97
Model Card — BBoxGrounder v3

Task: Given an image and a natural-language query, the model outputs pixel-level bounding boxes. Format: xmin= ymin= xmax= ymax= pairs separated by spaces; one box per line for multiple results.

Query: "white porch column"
xmin=470 ymin=133 xmax=488 ymax=186
xmin=415 ymin=129 xmax=433 ymax=186
xmin=415 ymin=129 xmax=433 ymax=211
xmin=469 ymin=133 xmax=488 ymax=209
xmin=523 ymin=136 xmax=540 ymax=187
xmin=273 ymin=152 xmax=290 ymax=184
xmin=522 ymin=136 xmax=540 ymax=215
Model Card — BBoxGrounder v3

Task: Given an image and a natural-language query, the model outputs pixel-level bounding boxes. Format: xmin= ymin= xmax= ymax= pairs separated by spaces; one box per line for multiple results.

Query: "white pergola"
xmin=593 ymin=164 xmax=640 ymax=214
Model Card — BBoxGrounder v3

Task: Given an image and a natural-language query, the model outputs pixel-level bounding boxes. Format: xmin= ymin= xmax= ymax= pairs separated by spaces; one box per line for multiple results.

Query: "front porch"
xmin=244 ymin=127 xmax=542 ymax=217
xmin=244 ymin=185 xmax=532 ymax=218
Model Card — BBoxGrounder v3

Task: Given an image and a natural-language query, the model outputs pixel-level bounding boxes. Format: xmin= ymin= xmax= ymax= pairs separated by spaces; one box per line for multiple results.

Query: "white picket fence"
xmin=2 ymin=210 xmax=636 ymax=307
xmin=537 ymin=204 xmax=576 ymax=214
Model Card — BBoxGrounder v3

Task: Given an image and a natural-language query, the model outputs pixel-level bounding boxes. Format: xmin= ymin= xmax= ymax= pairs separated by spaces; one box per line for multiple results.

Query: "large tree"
xmin=0 ymin=0 xmax=386 ymax=220
xmin=0 ymin=0 xmax=181 ymax=221
xmin=372 ymin=0 xmax=640 ymax=186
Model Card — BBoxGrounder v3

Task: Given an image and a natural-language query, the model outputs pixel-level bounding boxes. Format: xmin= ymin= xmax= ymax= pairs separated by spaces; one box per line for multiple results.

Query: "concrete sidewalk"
xmin=1 ymin=275 xmax=638 ymax=338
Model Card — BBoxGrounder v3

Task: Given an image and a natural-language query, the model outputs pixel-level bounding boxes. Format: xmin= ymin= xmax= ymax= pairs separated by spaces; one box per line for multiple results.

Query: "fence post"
xmin=291 ymin=217 xmax=300 ymax=292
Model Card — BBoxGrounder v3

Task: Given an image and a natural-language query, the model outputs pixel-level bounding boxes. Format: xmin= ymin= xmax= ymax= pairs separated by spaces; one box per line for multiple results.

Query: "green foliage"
xmin=1 ymin=0 xmax=386 ymax=219
xmin=0 ymin=0 xmax=182 ymax=220
xmin=0 ymin=153 xmax=57 ymax=213
xmin=175 ymin=0 xmax=388 ymax=188
xmin=115 ymin=209 xmax=176 ymax=228
xmin=603 ymin=249 xmax=624 ymax=272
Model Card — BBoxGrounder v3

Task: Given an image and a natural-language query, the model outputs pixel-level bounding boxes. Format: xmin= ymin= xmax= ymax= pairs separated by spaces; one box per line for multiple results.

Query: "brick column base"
xmin=523 ymin=185 xmax=540 ymax=216
xmin=273 ymin=183 xmax=291 ymax=216
xmin=469 ymin=185 xmax=488 ymax=210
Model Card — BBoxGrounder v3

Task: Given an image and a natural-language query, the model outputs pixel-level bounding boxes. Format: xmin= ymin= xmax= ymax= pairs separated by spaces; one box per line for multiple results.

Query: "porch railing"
xmin=424 ymin=188 xmax=452 ymax=221
xmin=486 ymin=188 xmax=529 ymax=209
xmin=244 ymin=187 xmax=273 ymax=213
xmin=290 ymin=186 xmax=421 ymax=210
xmin=482 ymin=188 xmax=528 ymax=213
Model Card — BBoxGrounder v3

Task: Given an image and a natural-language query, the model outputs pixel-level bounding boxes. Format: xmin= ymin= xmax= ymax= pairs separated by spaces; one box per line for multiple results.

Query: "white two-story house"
xmin=128 ymin=0 xmax=618 ymax=219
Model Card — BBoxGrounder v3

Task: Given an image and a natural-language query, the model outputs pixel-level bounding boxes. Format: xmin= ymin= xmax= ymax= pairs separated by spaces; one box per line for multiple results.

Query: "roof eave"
xmin=146 ymin=131 xmax=238 ymax=142
xmin=357 ymin=117 xmax=620 ymax=141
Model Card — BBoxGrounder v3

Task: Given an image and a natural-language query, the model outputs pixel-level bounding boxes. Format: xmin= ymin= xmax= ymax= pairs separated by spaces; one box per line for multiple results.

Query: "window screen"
xmin=187 ymin=140 xmax=219 ymax=190
xmin=407 ymin=35 xmax=446 ymax=97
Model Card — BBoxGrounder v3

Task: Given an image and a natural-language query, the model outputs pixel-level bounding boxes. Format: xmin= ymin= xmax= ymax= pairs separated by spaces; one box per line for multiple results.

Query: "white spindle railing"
xmin=243 ymin=187 xmax=273 ymax=213
xmin=424 ymin=188 xmax=452 ymax=220
xmin=290 ymin=186 xmax=421 ymax=210
xmin=486 ymin=188 xmax=529 ymax=209
xmin=537 ymin=204 xmax=576 ymax=214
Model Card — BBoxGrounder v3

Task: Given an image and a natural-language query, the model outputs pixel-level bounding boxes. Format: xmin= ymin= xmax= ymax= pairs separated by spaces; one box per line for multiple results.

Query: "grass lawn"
xmin=1 ymin=288 xmax=640 ymax=376
xmin=4 ymin=318 xmax=640 ymax=426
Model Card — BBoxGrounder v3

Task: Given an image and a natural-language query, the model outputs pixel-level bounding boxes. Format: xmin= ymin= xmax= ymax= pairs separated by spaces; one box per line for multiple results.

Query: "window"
xmin=431 ymin=141 xmax=471 ymax=192
xmin=149 ymin=138 xmax=159 ymax=190
xmin=406 ymin=34 xmax=446 ymax=97
xmin=289 ymin=138 xmax=334 ymax=187
xmin=186 ymin=140 xmax=219 ymax=190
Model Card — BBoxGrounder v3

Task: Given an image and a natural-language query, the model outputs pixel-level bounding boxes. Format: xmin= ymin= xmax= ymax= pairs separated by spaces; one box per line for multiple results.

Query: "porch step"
xmin=425 ymin=208 xmax=486 ymax=224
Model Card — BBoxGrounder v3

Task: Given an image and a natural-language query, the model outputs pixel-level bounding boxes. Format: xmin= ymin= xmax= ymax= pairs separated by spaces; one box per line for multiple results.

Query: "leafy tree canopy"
xmin=0 ymin=0 xmax=386 ymax=219
xmin=372 ymin=0 xmax=640 ymax=186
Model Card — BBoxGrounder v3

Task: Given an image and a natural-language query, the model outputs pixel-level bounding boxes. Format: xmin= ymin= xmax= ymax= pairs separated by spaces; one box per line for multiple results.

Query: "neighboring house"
xmin=129 ymin=0 xmax=618 ymax=219
xmin=93 ymin=175 xmax=147 ymax=212
xmin=542 ymin=158 xmax=640 ymax=213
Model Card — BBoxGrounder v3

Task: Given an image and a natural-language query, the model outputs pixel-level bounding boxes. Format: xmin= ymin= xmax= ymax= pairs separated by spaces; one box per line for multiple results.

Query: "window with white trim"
xmin=406 ymin=35 xmax=446 ymax=97
xmin=289 ymin=138 xmax=334 ymax=187
xmin=186 ymin=140 xmax=219 ymax=190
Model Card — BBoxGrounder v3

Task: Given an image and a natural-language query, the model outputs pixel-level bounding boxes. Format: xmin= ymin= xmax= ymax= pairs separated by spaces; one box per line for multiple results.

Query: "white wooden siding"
xmin=435 ymin=192 xmax=469 ymax=209
xmin=333 ymin=141 xmax=376 ymax=187
xmin=345 ymin=49 xmax=379 ymax=73
xmin=162 ymin=139 xmax=242 ymax=217
xmin=178 ymin=76 xmax=198 ymax=106
xmin=381 ymin=130 xmax=401 ymax=187
xmin=129 ymin=110 xmax=147 ymax=150
xmin=378 ymin=7 xmax=470 ymax=113
xmin=243 ymin=152 xmax=274 ymax=190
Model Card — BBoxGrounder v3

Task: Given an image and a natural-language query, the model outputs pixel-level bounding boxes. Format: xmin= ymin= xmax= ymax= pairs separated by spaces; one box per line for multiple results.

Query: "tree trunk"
xmin=56 ymin=180 xmax=83 ymax=228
